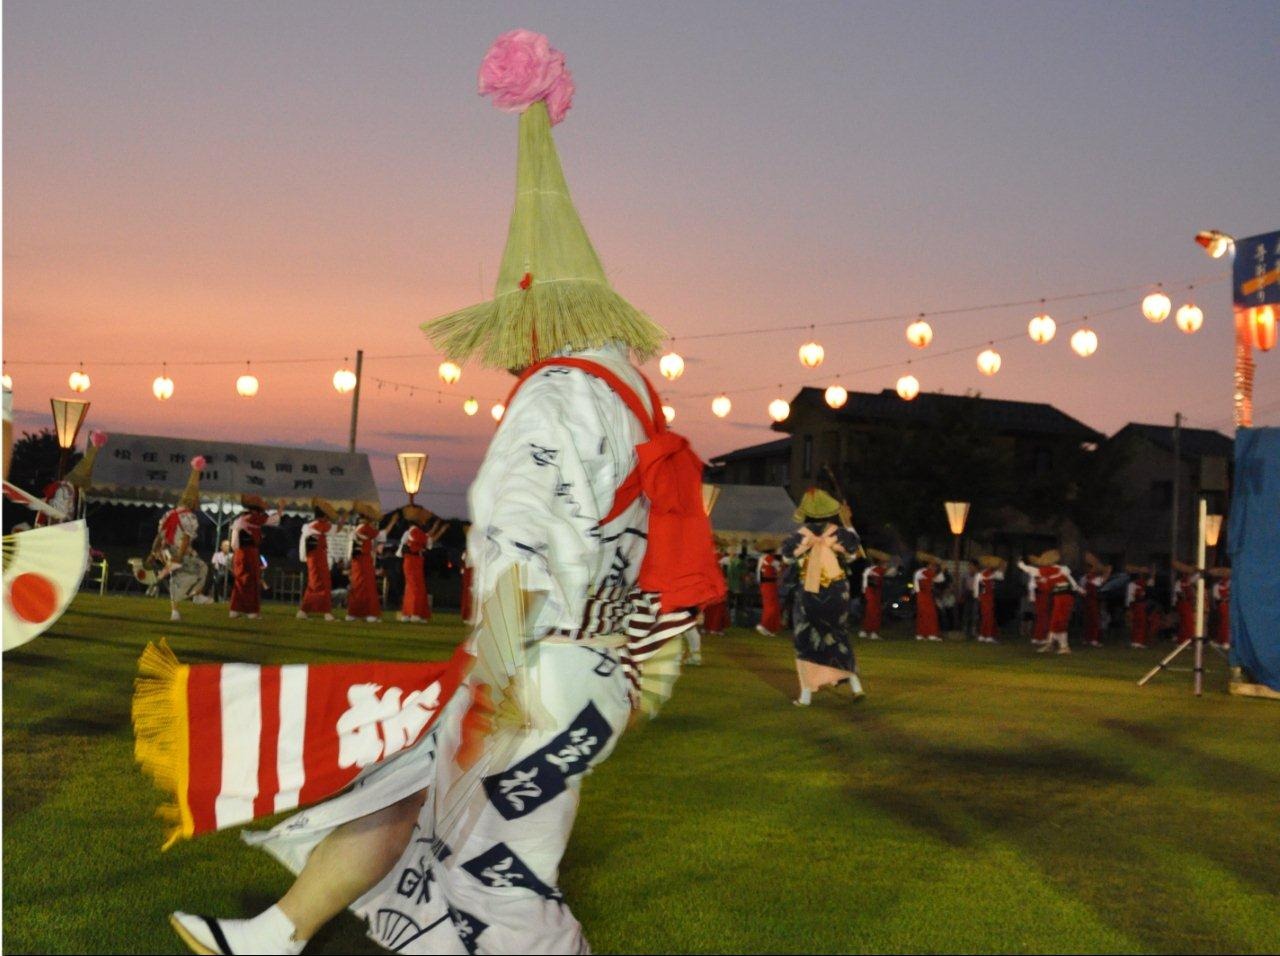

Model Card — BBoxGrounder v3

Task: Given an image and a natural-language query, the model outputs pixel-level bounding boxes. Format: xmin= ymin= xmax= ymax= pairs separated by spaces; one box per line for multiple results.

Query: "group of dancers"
xmin=148 ymin=456 xmax=454 ymax=625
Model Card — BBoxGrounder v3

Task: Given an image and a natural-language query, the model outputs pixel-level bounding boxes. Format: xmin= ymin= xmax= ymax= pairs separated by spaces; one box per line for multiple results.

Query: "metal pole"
xmin=1170 ymin=411 xmax=1181 ymax=586
xmin=1194 ymin=497 xmax=1207 ymax=696
xmin=348 ymin=349 xmax=363 ymax=453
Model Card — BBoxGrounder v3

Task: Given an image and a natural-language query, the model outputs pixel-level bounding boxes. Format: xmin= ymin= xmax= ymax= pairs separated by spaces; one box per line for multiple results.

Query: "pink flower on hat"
xmin=89 ymin=430 xmax=108 ymax=448
xmin=191 ymin=455 xmax=207 ymax=471
xmin=477 ymin=29 xmax=573 ymax=124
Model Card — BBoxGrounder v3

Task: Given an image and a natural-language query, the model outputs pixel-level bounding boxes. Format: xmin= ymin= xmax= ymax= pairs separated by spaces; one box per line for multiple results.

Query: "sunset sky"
xmin=5 ymin=1 xmax=1279 ymax=515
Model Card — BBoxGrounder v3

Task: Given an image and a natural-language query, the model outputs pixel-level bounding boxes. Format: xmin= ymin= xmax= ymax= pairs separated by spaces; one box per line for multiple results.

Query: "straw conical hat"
xmin=916 ymin=551 xmax=942 ymax=565
xmin=311 ymin=497 xmax=338 ymax=520
xmin=241 ymin=493 xmax=267 ymax=511
xmin=65 ymin=430 xmax=107 ymax=489
xmin=1208 ymin=566 xmax=1231 ymax=579
xmin=1172 ymin=559 xmax=1198 ymax=574
xmin=979 ymin=555 xmax=1005 ymax=570
xmin=403 ymin=505 xmax=432 ymax=525
xmin=423 ymin=35 xmax=664 ymax=370
xmin=1124 ymin=563 xmax=1149 ymax=575
xmin=178 ymin=456 xmax=206 ymax=509
xmin=866 ymin=548 xmax=892 ymax=563
xmin=355 ymin=501 xmax=381 ymax=522
xmin=794 ymin=488 xmax=842 ymax=523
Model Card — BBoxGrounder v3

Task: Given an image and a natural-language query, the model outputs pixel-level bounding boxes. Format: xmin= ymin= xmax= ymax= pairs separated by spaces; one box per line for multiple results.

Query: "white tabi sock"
xmin=685 ymin=628 xmax=702 ymax=656
xmin=172 ymin=904 xmax=305 ymax=956
xmin=848 ymin=674 xmax=864 ymax=697
xmin=795 ymin=686 xmax=812 ymax=705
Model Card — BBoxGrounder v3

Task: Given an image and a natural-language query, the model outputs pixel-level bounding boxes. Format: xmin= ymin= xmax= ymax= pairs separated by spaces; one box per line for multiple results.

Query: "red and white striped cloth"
xmin=133 ymin=642 xmax=474 ymax=844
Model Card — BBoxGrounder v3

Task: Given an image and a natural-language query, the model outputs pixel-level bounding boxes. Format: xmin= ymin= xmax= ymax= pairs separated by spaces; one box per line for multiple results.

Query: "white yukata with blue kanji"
xmin=248 ymin=343 xmax=691 ymax=954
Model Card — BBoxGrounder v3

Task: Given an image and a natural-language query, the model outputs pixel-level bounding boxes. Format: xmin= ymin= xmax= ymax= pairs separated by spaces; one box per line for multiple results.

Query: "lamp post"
xmin=50 ymin=397 xmax=90 ymax=480
xmin=944 ymin=501 xmax=970 ymax=634
xmin=397 ymin=452 xmax=427 ymax=505
xmin=347 ymin=349 xmax=364 ymax=452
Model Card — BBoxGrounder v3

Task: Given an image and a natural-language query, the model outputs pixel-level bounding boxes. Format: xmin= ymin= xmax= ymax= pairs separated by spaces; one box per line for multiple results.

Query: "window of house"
xmin=802 ymin=435 xmax=813 ymax=478
xmin=1034 ymin=447 xmax=1053 ymax=475
xmin=1150 ymin=481 xmax=1173 ymax=509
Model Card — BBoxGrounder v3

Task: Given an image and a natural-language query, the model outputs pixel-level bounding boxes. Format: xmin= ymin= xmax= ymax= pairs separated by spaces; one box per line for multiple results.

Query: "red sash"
xmin=508 ymin=358 xmax=726 ymax=612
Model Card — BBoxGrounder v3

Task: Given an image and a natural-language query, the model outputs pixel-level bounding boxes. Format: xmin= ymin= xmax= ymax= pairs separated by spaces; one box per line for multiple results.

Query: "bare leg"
xmin=277 ymin=789 xmax=426 ymax=941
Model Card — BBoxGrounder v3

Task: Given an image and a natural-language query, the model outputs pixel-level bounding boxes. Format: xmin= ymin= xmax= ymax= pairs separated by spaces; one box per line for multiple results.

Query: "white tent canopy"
xmin=707 ymin=484 xmax=796 ymax=549
xmin=87 ymin=432 xmax=380 ymax=513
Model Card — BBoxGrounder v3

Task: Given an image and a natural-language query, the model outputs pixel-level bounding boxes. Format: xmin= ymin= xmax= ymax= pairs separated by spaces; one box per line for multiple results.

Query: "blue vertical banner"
xmin=1228 ymin=427 xmax=1280 ymax=692
xmin=1233 ymin=230 xmax=1280 ymax=307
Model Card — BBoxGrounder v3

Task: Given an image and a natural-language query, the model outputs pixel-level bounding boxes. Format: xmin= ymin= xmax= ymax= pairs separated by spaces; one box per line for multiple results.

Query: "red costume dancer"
xmin=859 ymin=549 xmax=897 ymax=640
xmin=345 ymin=502 xmax=389 ymax=622
xmin=1210 ymin=570 xmax=1231 ymax=648
xmin=1126 ymin=566 xmax=1154 ymax=648
xmin=756 ymin=548 xmax=782 ymax=636
xmin=1081 ymin=555 xmax=1109 ymax=647
xmin=396 ymin=506 xmax=438 ymax=623
xmin=229 ymin=495 xmax=281 ymax=619
xmin=913 ymin=553 xmax=945 ymax=641
xmin=703 ymin=552 xmax=729 ymax=635
xmin=298 ymin=499 xmax=339 ymax=620
xmin=1019 ymin=553 xmax=1054 ymax=644
xmin=974 ymin=556 xmax=1005 ymax=642
xmin=1173 ymin=564 xmax=1200 ymax=643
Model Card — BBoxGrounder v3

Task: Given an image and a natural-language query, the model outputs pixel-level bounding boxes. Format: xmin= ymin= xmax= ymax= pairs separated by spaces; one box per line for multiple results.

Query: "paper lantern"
xmin=798 ymin=341 xmax=825 ymax=368
xmin=1204 ymin=513 xmax=1224 ymax=548
xmin=1071 ymin=327 xmax=1098 ymax=357
xmin=463 ymin=396 xmax=479 ymax=416
xmin=944 ymin=501 xmax=970 ymax=535
xmin=896 ymin=374 xmax=919 ymax=401
xmin=68 ymin=368 xmax=90 ymax=393
xmin=662 ymin=404 xmax=676 ymax=424
xmin=906 ymin=320 xmax=933 ymax=349
xmin=1028 ymin=313 xmax=1056 ymax=344
xmin=1175 ymin=303 xmax=1203 ymax=335
xmin=50 ymin=398 xmax=89 ymax=450
xmin=824 ymin=384 xmax=848 ymax=409
xmin=152 ymin=374 xmax=174 ymax=401
xmin=1247 ymin=304 xmax=1277 ymax=352
xmin=711 ymin=394 xmax=732 ymax=418
xmin=438 ymin=361 xmax=462 ymax=385
xmin=396 ymin=452 xmax=428 ymax=498
xmin=659 ymin=351 xmax=685 ymax=381
xmin=333 ymin=367 xmax=357 ymax=394
xmin=977 ymin=348 xmax=1001 ymax=377
xmin=768 ymin=398 xmax=791 ymax=422
xmin=3 ymin=373 xmax=13 ymax=390
xmin=490 ymin=402 xmax=505 ymax=422
xmin=1142 ymin=291 xmax=1171 ymax=324
xmin=236 ymin=372 xmax=259 ymax=397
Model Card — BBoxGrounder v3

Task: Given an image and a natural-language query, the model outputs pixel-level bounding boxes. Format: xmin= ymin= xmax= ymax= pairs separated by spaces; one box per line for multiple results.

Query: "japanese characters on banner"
xmin=88 ymin=432 xmax=380 ymax=510
xmin=1234 ymin=231 xmax=1280 ymax=307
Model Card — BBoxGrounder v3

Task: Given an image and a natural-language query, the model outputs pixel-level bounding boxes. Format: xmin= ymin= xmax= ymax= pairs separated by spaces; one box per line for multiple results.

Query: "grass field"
xmin=4 ymin=594 xmax=1279 ymax=954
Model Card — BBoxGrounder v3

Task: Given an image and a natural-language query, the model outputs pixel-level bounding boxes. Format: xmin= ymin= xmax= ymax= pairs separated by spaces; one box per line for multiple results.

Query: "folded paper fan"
xmin=637 ymin=634 xmax=684 ymax=719
xmin=3 ymin=520 xmax=88 ymax=650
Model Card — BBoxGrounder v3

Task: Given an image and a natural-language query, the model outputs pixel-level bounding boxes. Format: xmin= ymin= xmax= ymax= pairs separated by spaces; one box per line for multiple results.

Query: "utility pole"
xmin=348 ymin=349 xmax=363 ymax=453
xmin=1170 ymin=411 xmax=1182 ymax=585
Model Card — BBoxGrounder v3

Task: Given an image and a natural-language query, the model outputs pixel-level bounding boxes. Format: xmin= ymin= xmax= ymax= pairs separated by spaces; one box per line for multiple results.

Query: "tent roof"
xmin=708 ymin=483 xmax=796 ymax=536
xmin=86 ymin=432 xmax=380 ymax=511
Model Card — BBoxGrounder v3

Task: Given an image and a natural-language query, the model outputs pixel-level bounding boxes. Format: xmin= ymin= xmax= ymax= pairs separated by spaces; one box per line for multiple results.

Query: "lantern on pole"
xmin=68 ymin=365 xmax=90 ymax=393
xmin=396 ymin=452 xmax=428 ymax=505
xmin=1227 ymin=230 xmax=1280 ymax=427
xmin=798 ymin=341 xmax=825 ymax=368
xmin=1028 ymin=313 xmax=1056 ymax=344
xmin=1245 ymin=304 xmax=1277 ymax=352
xmin=333 ymin=362 xmax=357 ymax=394
xmin=50 ymin=397 xmax=90 ymax=479
xmin=768 ymin=397 xmax=791 ymax=422
xmin=1142 ymin=289 xmax=1172 ymax=323
xmin=944 ymin=501 xmax=970 ymax=600
xmin=824 ymin=384 xmax=848 ymax=409
xmin=896 ymin=374 xmax=919 ymax=401
xmin=906 ymin=318 xmax=933 ymax=349
xmin=711 ymin=394 xmax=732 ymax=418
xmin=977 ymin=347 xmax=1001 ymax=376
xmin=659 ymin=350 xmax=685 ymax=381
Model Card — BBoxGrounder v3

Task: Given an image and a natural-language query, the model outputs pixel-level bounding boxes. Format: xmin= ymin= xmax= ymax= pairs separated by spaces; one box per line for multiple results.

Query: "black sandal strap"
xmin=202 ymin=916 xmax=234 ymax=955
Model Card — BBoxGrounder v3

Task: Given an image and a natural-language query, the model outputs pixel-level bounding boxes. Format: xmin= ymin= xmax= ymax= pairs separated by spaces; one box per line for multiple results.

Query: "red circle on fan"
xmin=9 ymin=572 xmax=58 ymax=623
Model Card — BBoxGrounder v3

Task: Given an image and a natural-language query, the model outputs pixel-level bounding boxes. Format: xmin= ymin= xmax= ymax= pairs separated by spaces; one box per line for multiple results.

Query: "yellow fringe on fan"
xmin=131 ymin=639 xmax=194 ymax=849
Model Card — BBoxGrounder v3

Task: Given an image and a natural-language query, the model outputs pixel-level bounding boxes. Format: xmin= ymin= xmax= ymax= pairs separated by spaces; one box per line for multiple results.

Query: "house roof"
xmin=1111 ymin=422 xmax=1234 ymax=460
xmin=773 ymin=387 xmax=1103 ymax=441
xmin=709 ymin=437 xmax=791 ymax=464
xmin=706 ymin=483 xmax=797 ymax=536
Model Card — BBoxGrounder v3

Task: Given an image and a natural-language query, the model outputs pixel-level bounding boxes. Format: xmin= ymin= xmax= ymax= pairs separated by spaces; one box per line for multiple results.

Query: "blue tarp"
xmin=1229 ymin=427 xmax=1280 ymax=691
